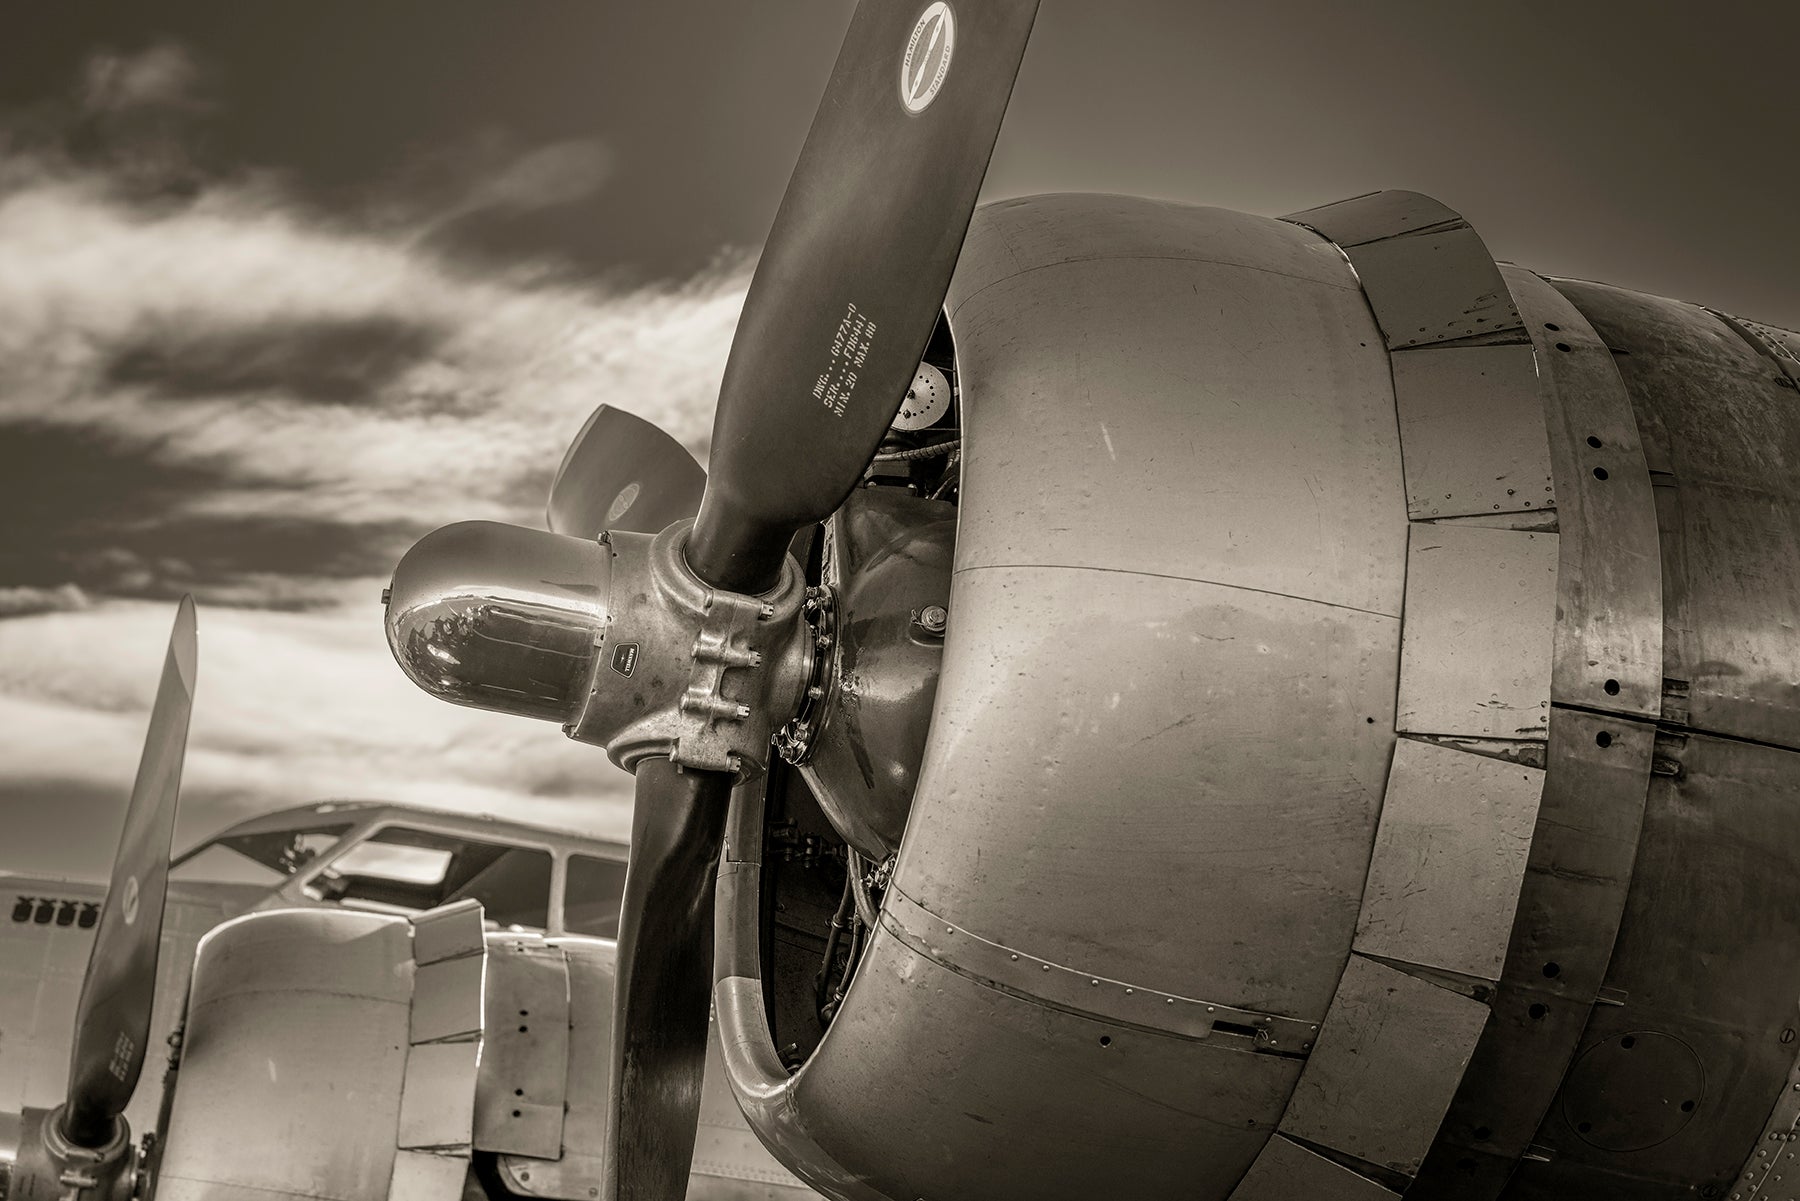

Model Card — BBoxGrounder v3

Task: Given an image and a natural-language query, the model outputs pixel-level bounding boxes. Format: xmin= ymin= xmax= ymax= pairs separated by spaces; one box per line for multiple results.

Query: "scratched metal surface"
xmin=156 ymin=910 xmax=413 ymax=1201
xmin=1391 ymin=344 xmax=1555 ymax=521
xmin=1411 ymin=268 xmax=1665 ymax=1199
xmin=795 ymin=923 xmax=1303 ymax=1201
xmin=1285 ymin=190 xmax=1524 ymax=350
xmin=1503 ymin=733 xmax=1800 ymax=1200
xmin=1502 ymin=267 xmax=1664 ymax=720
xmin=1557 ymin=280 xmax=1800 ymax=751
xmin=1352 ymin=737 xmax=1544 ymax=986
xmin=1230 ymin=1134 xmax=1402 ymax=1200
xmin=949 ymin=194 xmax=1407 ymax=619
xmin=1395 ymin=524 xmax=1558 ymax=740
xmin=1412 ymin=710 xmax=1656 ymax=1197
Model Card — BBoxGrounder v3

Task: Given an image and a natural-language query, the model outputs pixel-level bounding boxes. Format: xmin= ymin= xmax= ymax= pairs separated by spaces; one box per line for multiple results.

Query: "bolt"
xmin=917 ymin=604 xmax=949 ymax=634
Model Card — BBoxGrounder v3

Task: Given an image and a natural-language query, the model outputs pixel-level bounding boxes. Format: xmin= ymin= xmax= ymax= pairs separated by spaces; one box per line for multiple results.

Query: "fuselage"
xmin=2 ymin=801 xmax=818 ymax=1200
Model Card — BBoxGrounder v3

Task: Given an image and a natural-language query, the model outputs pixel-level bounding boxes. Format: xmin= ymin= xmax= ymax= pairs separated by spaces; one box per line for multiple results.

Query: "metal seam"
xmin=881 ymin=887 xmax=1317 ymax=1055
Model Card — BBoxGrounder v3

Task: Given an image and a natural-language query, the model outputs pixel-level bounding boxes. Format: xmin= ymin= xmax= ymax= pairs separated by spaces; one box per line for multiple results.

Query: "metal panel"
xmin=1229 ymin=1135 xmax=1399 ymax=1201
xmin=1505 ymin=733 xmax=1800 ymax=1198
xmin=1353 ymin=738 xmax=1544 ymax=984
xmin=898 ymin=564 xmax=1399 ymax=1023
xmin=412 ymin=898 xmax=486 ymax=965
xmin=397 ymin=1042 xmax=480 ymax=1151
xmin=1397 ymin=524 xmax=1556 ymax=739
xmin=1277 ymin=955 xmax=1489 ymax=1177
xmin=1392 ymin=344 xmax=1554 ymax=520
xmin=1283 ymin=189 xmax=1464 ymax=249
xmin=884 ymin=886 xmax=1318 ymax=1052
xmin=410 ymin=955 xmax=485 ymax=1045
xmin=951 ymin=192 xmax=1359 ymax=318
xmin=474 ymin=940 xmax=570 ymax=1159
xmin=948 ymin=199 xmax=1406 ymax=618
xmin=1735 ymin=1045 xmax=1800 ymax=1199
xmin=157 ymin=911 xmax=413 ymax=1201
xmin=1714 ymin=309 xmax=1800 ymax=390
xmin=1498 ymin=266 xmax=1662 ymax=719
xmin=1411 ymin=708 xmax=1655 ymax=1198
xmin=498 ymin=939 xmax=616 ymax=1200
xmin=388 ymin=1150 xmax=469 ymax=1201
xmin=794 ymin=925 xmax=1304 ymax=1201
xmin=1558 ymin=279 xmax=1800 ymax=749
xmin=1342 ymin=224 xmax=1523 ymax=349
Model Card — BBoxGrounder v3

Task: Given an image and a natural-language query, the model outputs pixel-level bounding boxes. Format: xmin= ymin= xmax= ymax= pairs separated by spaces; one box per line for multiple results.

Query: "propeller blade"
xmin=688 ymin=0 xmax=1039 ymax=591
xmin=63 ymin=595 xmax=197 ymax=1148
xmin=605 ymin=759 xmax=734 ymax=1201
xmin=547 ymin=405 xmax=707 ymax=540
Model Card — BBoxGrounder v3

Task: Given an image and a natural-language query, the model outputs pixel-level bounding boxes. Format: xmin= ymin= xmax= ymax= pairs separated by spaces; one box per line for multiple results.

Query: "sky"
xmin=2 ymin=1 xmax=1795 ymax=880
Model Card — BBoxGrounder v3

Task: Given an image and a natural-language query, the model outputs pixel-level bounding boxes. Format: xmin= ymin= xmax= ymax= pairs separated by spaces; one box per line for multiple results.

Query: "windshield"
xmin=171 ymin=823 xmax=352 ymax=885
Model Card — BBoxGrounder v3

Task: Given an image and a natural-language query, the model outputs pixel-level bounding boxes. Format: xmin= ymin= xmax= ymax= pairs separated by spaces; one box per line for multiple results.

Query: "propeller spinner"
xmin=384 ymin=3 xmax=1038 ymax=1197
xmin=11 ymin=597 xmax=197 ymax=1201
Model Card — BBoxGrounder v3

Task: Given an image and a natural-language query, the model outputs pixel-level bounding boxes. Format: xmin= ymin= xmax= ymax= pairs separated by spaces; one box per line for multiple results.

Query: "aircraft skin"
xmin=688 ymin=190 xmax=1800 ymax=1201
xmin=0 ymin=801 xmax=818 ymax=1201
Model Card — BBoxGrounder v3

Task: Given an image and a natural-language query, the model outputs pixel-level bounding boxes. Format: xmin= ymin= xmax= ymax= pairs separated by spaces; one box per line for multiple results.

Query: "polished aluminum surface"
xmin=473 ymin=939 xmax=570 ymax=1160
xmin=1501 ymin=265 xmax=1663 ymax=720
xmin=1558 ymin=280 xmax=1800 ymax=750
xmin=384 ymin=521 xmax=612 ymax=725
xmin=1353 ymin=738 xmax=1544 ymax=985
xmin=396 ymin=1043 xmax=479 ymax=1151
xmin=1393 ymin=344 xmax=1553 ymax=520
xmin=1413 ymin=709 xmax=1658 ymax=1195
xmin=798 ymin=925 xmax=1303 ymax=1201
xmin=156 ymin=910 xmax=414 ymax=1201
xmin=1396 ymin=524 xmax=1557 ymax=740
xmin=1288 ymin=190 xmax=1525 ymax=352
xmin=1278 ymin=955 xmax=1490 ymax=1177
xmin=947 ymin=193 xmax=1408 ymax=618
xmin=723 ymin=195 xmax=1407 ymax=1201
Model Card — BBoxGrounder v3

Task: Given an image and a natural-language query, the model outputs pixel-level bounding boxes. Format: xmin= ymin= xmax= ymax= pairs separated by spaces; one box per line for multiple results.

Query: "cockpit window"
xmin=307 ymin=825 xmax=553 ymax=931
xmin=564 ymin=853 xmax=629 ymax=937
xmin=171 ymin=824 xmax=351 ymax=884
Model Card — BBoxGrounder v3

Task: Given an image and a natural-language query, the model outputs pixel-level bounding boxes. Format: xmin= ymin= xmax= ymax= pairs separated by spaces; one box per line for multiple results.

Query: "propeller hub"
xmin=385 ymin=520 xmax=813 ymax=778
xmin=12 ymin=1108 xmax=134 ymax=1201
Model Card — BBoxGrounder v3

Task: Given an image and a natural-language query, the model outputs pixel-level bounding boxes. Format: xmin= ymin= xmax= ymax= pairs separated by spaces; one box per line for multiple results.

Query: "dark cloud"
xmin=106 ymin=314 xmax=447 ymax=406
xmin=0 ymin=423 xmax=423 ymax=610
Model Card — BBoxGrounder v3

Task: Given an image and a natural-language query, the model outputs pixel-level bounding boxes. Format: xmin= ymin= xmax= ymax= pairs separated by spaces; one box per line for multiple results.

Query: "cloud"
xmin=0 ymin=584 xmax=92 ymax=618
xmin=0 ymin=593 xmax=637 ymax=876
xmin=0 ymin=43 xmax=751 ymax=869
xmin=80 ymin=42 xmax=207 ymax=116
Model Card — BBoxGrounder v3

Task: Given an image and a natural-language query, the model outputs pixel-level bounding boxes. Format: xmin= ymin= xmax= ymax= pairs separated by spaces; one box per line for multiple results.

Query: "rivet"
xmin=1042 ymin=964 xmax=1051 ymax=972
xmin=1009 ymin=953 xmax=1019 ymax=961
xmin=1090 ymin=979 xmax=1100 ymax=986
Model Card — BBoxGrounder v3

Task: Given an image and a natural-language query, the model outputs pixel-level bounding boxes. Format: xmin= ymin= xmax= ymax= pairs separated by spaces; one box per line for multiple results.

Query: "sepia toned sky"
xmin=2 ymin=1 xmax=1795 ymax=879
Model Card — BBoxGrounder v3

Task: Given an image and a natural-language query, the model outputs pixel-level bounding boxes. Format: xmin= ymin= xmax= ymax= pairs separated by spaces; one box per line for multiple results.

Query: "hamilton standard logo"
xmin=900 ymin=3 xmax=954 ymax=115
